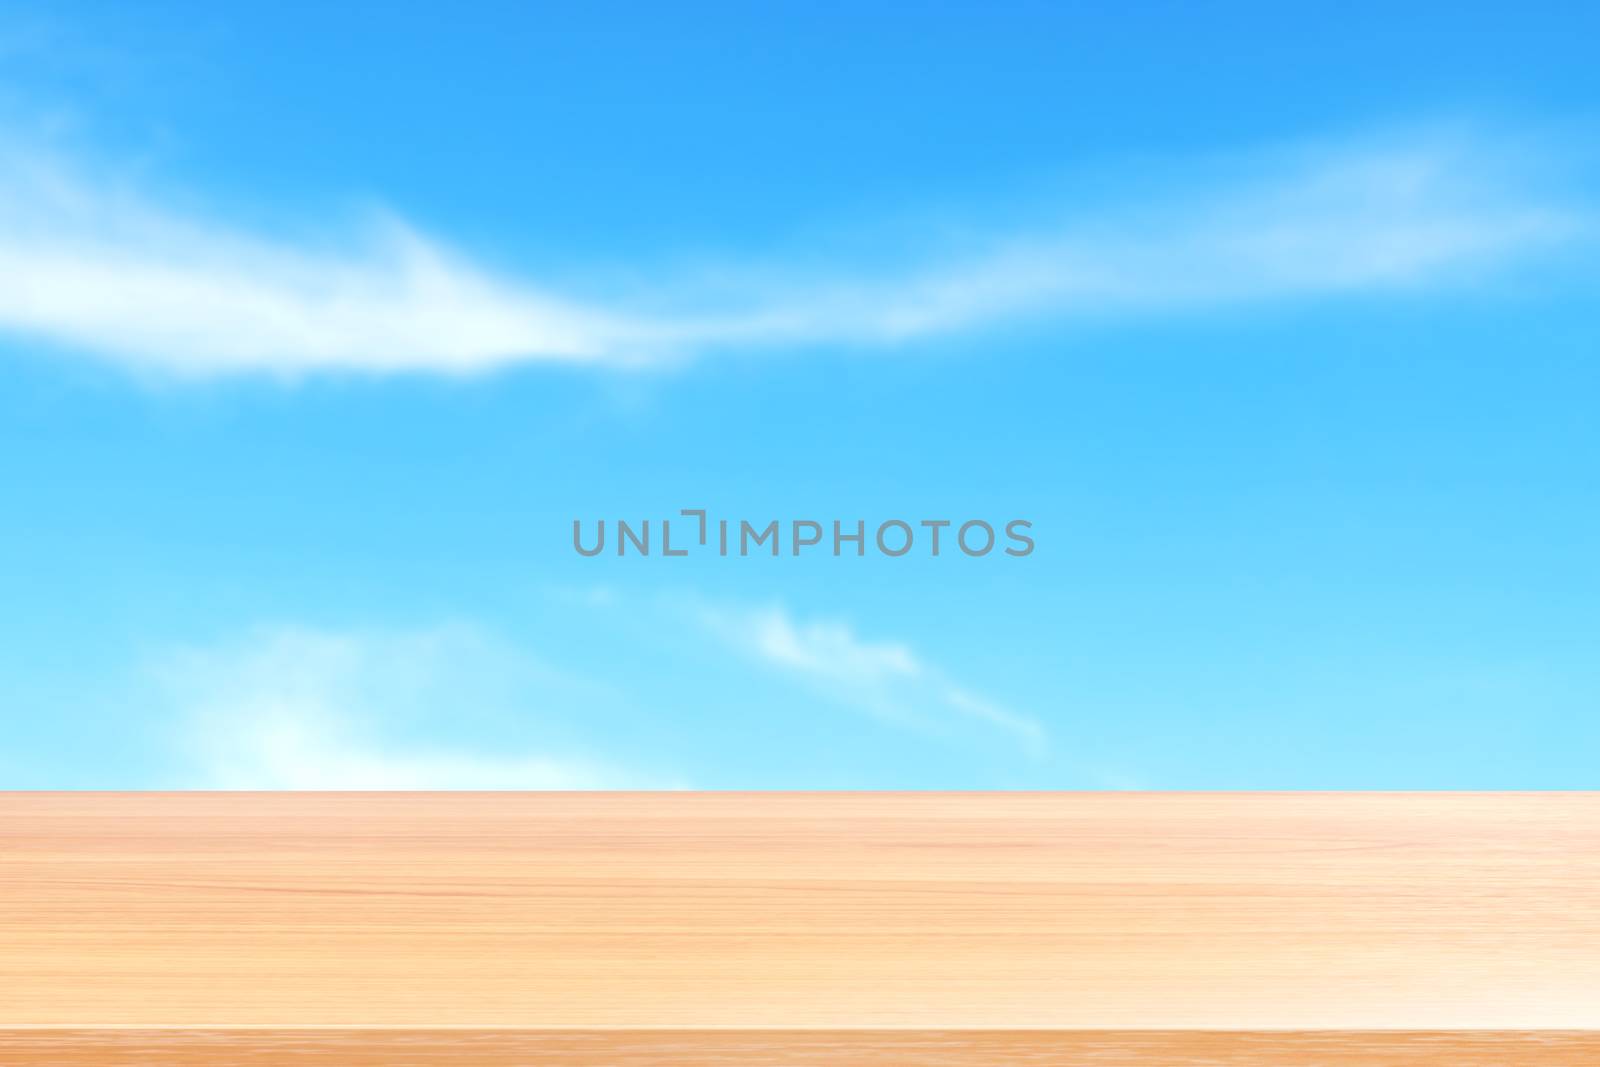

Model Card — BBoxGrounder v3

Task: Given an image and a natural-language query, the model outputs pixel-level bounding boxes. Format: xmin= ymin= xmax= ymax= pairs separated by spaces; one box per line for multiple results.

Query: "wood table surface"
xmin=2 ymin=792 xmax=1596 ymax=1063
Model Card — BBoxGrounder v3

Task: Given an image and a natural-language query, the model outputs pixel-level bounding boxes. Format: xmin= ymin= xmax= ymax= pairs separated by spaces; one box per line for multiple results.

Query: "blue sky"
xmin=1 ymin=2 xmax=1597 ymax=788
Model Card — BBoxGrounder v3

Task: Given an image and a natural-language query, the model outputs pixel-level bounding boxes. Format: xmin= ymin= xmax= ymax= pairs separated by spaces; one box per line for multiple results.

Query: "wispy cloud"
xmin=0 ymin=127 xmax=1584 ymax=378
xmin=692 ymin=599 xmax=1047 ymax=755
xmin=154 ymin=624 xmax=678 ymax=789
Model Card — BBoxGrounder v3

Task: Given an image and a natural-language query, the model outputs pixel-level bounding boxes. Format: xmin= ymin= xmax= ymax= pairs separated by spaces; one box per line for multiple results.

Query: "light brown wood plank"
xmin=2 ymin=792 xmax=1597 ymax=1030
xmin=2 ymin=1031 xmax=1598 ymax=1066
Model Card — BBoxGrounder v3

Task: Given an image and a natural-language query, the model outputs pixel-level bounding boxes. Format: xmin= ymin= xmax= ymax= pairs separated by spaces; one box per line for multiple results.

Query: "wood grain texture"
xmin=2 ymin=792 xmax=1597 ymax=1045
xmin=1 ymin=1031 xmax=1598 ymax=1066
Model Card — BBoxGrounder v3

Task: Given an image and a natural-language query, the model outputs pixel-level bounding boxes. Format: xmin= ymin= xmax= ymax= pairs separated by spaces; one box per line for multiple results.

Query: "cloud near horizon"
xmin=146 ymin=604 xmax=1052 ymax=789
xmin=0 ymin=128 xmax=1585 ymax=378
xmin=155 ymin=624 xmax=680 ymax=790
xmin=690 ymin=599 xmax=1048 ymax=755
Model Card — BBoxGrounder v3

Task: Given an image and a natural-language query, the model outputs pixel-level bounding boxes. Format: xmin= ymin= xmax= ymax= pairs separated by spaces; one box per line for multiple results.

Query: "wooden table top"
xmin=2 ymin=792 xmax=1596 ymax=1062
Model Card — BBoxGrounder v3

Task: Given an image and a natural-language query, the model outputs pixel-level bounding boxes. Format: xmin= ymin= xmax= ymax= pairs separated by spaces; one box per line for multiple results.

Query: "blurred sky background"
xmin=1 ymin=1 xmax=1597 ymax=788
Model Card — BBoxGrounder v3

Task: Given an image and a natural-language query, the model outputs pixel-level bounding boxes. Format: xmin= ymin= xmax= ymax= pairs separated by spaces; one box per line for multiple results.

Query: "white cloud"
xmin=0 ymin=128 xmax=1584 ymax=377
xmin=0 ymin=157 xmax=627 ymax=376
xmin=694 ymin=600 xmax=1047 ymax=755
xmin=154 ymin=624 xmax=678 ymax=789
